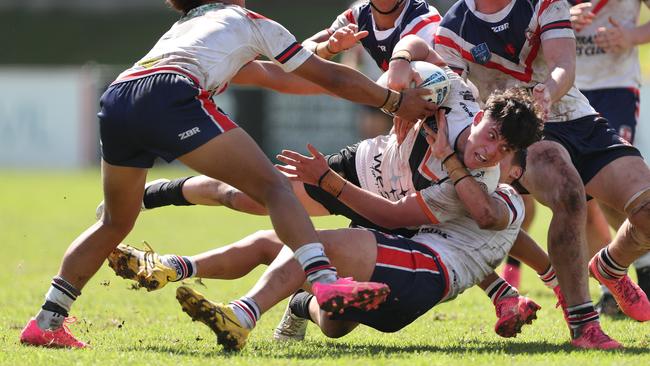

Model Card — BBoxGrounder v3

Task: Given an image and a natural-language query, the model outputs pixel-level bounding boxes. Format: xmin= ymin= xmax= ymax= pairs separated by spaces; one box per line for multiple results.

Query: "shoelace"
xmin=614 ymin=277 xmax=641 ymax=304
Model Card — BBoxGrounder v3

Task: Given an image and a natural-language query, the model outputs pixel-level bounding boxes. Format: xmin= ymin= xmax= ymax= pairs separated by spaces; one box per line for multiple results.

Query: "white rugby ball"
xmin=377 ymin=61 xmax=450 ymax=105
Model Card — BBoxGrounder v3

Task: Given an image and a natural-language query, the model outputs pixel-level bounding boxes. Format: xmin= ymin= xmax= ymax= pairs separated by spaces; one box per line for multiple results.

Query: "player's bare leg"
xmin=21 ymin=161 xmax=147 ymax=348
xmin=176 ymin=228 xmax=384 ymax=350
xmin=183 ymin=175 xmax=331 ymax=216
xmin=520 ymin=141 xmax=619 ymax=348
xmin=502 ymin=195 xmax=536 ymax=287
xmin=107 ymin=229 xmax=285 ymax=290
xmin=586 ymin=200 xmax=613 ymax=257
xmin=586 ymin=155 xmax=650 ymax=321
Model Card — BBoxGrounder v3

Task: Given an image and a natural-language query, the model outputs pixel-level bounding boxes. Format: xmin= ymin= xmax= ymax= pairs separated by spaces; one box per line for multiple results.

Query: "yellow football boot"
xmin=176 ymin=286 xmax=250 ymax=351
xmin=107 ymin=242 xmax=177 ymax=291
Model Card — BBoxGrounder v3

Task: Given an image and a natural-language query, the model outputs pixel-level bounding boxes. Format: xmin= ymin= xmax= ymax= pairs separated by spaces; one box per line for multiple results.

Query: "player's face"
xmin=464 ymin=116 xmax=513 ymax=170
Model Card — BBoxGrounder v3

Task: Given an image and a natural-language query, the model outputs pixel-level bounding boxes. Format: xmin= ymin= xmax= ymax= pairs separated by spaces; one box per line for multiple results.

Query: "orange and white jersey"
xmin=355 ymin=67 xmax=499 ymax=228
xmin=116 ymin=3 xmax=311 ymax=93
xmin=414 ymin=184 xmax=525 ymax=299
xmin=569 ymin=0 xmax=649 ymax=90
xmin=435 ymin=0 xmax=597 ymax=122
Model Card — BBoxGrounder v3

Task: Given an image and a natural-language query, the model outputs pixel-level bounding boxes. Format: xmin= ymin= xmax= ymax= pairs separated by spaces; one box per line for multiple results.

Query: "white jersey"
xmin=571 ymin=0 xmax=649 ymax=90
xmin=116 ymin=3 xmax=311 ymax=93
xmin=435 ymin=0 xmax=597 ymax=122
xmin=355 ymin=67 xmax=500 ymax=227
xmin=414 ymin=184 xmax=525 ymax=299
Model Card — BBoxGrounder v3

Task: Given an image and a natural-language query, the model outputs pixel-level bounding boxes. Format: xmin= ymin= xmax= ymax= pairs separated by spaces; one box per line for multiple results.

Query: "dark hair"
xmin=484 ymin=87 xmax=543 ymax=151
xmin=166 ymin=0 xmax=206 ymax=13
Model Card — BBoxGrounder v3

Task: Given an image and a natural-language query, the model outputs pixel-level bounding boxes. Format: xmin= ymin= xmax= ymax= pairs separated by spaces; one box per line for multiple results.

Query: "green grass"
xmin=2 ymin=168 xmax=650 ymax=365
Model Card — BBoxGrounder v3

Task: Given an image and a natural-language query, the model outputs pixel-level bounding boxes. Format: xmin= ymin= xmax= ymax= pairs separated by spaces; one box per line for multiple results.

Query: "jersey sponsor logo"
xmin=575 ymin=36 xmax=606 ymax=56
xmin=179 ymin=127 xmax=201 ymax=140
xmin=378 ymin=45 xmax=387 ymax=52
xmin=491 ymin=23 xmax=509 ymax=33
xmin=418 ymin=226 xmax=450 ymax=239
xmin=459 ymin=102 xmax=474 ymax=118
xmin=470 ymin=43 xmax=491 ymax=65
xmin=459 ymin=90 xmax=475 ymax=102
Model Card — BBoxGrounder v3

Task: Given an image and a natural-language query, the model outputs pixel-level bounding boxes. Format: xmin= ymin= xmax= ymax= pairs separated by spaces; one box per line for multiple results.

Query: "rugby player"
xmin=107 ymin=74 xmax=547 ymax=349
xmin=166 ymin=105 xmax=543 ymax=351
xmin=434 ymin=0 xmax=650 ymax=349
xmin=18 ymin=0 xmax=438 ymax=348
xmin=567 ymin=0 xmax=650 ymax=316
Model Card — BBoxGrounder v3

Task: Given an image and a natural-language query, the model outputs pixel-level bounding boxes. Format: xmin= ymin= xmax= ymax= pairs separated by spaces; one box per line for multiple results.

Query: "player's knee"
xmin=320 ymin=325 xmax=351 ymax=338
xmin=627 ymin=202 xmax=650 ymax=250
xmin=250 ymin=230 xmax=283 ymax=262
xmin=98 ymin=215 xmax=136 ymax=238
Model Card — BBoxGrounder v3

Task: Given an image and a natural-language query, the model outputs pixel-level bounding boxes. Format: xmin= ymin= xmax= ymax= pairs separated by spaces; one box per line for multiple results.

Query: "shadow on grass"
xmin=122 ymin=339 xmax=649 ymax=358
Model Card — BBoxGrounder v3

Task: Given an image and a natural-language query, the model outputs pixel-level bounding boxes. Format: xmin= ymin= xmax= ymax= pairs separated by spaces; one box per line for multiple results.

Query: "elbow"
xmin=474 ymin=210 xmax=501 ymax=230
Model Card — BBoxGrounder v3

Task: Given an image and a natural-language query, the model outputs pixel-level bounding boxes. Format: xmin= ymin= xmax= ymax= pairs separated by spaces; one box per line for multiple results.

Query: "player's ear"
xmin=473 ymin=110 xmax=484 ymax=126
xmin=510 ymin=165 xmax=523 ymax=181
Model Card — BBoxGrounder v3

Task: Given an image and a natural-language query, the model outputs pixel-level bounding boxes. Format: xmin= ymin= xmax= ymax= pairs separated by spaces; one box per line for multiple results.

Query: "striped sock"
xmin=160 ymin=255 xmax=196 ymax=281
xmin=294 ymin=243 xmax=337 ymax=285
xmin=484 ymin=277 xmax=519 ymax=305
xmin=596 ymin=247 xmax=627 ymax=280
xmin=537 ymin=265 xmax=559 ymax=289
xmin=36 ymin=276 xmax=81 ymax=330
xmin=230 ymin=297 xmax=261 ymax=330
xmin=567 ymin=302 xmax=599 ymax=335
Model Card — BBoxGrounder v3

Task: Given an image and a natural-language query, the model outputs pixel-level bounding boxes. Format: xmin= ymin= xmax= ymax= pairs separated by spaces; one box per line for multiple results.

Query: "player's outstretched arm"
xmin=276 ymin=144 xmax=432 ymax=229
xmin=291 ymin=54 xmax=436 ymax=122
xmin=232 ymin=60 xmax=329 ymax=95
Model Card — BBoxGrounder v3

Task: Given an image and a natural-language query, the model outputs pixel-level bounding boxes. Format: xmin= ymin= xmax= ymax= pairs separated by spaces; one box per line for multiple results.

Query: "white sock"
xmin=293 ymin=243 xmax=337 ymax=284
xmin=230 ymin=297 xmax=261 ymax=330
xmin=36 ymin=276 xmax=80 ymax=330
xmin=159 ymin=255 xmax=197 ymax=281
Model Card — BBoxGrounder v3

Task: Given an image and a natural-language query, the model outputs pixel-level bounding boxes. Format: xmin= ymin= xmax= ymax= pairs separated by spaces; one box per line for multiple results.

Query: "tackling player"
xmin=153 ymin=105 xmax=543 ymax=351
xmin=107 ymin=74 xmax=548 ymax=348
xmin=434 ymin=0 xmax=650 ymax=349
xmin=568 ymin=0 xmax=650 ymax=316
xmin=18 ymin=0 xmax=438 ymax=349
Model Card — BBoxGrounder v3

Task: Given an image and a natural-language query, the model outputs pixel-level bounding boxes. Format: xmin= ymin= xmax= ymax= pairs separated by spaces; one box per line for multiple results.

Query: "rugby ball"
xmin=377 ymin=61 xmax=450 ymax=105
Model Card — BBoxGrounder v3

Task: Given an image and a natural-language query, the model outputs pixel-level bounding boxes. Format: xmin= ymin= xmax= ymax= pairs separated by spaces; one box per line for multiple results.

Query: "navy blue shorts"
xmin=303 ymin=145 xmax=418 ymax=237
xmin=98 ymin=69 xmax=238 ymax=168
xmin=582 ymin=88 xmax=639 ymax=144
xmin=542 ymin=115 xmax=641 ymax=185
xmin=331 ymin=230 xmax=448 ymax=332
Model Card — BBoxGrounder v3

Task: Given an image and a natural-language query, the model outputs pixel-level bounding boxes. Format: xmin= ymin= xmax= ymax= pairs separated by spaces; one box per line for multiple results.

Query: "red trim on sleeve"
xmin=344 ymin=9 xmax=356 ymax=24
xmin=245 ymin=10 xmax=268 ymax=20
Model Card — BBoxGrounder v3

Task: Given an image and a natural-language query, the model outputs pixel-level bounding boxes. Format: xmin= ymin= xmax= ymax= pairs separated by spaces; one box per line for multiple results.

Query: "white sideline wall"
xmin=1 ymin=66 xmax=650 ymax=168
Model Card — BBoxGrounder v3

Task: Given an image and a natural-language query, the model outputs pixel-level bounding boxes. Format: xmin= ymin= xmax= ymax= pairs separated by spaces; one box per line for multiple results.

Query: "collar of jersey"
xmin=465 ymin=0 xmax=516 ymax=23
xmin=182 ymin=3 xmax=226 ymax=22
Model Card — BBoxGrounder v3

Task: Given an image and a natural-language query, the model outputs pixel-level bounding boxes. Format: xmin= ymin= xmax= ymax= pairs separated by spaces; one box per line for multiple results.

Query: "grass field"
xmin=1 ymin=168 xmax=650 ymax=365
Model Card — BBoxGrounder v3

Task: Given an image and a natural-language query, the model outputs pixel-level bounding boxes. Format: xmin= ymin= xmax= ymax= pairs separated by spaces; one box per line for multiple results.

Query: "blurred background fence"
xmin=2 ymin=0 xmax=649 ymax=168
